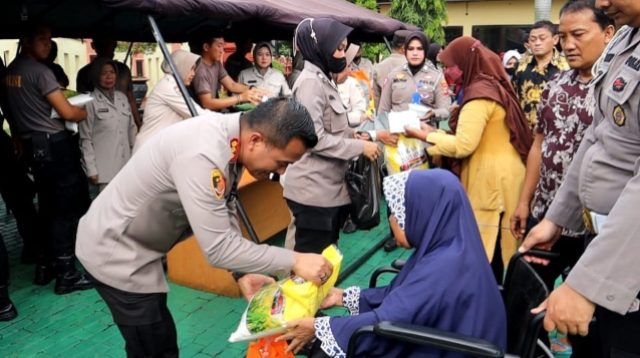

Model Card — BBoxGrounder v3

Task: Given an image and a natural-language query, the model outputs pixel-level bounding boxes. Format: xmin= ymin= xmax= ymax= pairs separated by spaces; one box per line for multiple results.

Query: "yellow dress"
xmin=426 ymin=99 xmax=525 ymax=264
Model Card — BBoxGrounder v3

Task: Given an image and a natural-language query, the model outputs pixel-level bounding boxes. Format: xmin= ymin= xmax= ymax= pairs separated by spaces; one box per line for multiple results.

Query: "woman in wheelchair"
xmin=278 ymin=169 xmax=506 ymax=357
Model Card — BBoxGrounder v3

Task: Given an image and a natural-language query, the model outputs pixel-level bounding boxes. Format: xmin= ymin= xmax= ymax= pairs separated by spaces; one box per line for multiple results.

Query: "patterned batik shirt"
xmin=531 ymin=69 xmax=594 ymax=237
xmin=513 ymin=48 xmax=570 ymax=128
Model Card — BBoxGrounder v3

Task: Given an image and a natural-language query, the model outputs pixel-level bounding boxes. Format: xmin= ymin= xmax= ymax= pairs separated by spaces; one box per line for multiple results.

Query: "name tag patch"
xmin=97 ymin=108 xmax=109 ymax=113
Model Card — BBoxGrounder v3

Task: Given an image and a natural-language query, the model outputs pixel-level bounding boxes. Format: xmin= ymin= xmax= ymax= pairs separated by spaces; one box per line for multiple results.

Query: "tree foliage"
xmin=351 ymin=0 xmax=388 ymax=61
xmin=115 ymin=42 xmax=158 ymax=55
xmin=388 ymin=0 xmax=447 ymax=45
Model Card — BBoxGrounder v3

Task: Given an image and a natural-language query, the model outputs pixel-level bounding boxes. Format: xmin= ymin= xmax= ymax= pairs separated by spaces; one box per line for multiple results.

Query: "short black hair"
xmin=188 ymin=28 xmax=225 ymax=55
xmin=392 ymin=30 xmax=411 ymax=49
xmin=243 ymin=97 xmax=318 ymax=149
xmin=531 ymin=20 xmax=557 ymax=35
xmin=560 ymin=0 xmax=613 ymax=30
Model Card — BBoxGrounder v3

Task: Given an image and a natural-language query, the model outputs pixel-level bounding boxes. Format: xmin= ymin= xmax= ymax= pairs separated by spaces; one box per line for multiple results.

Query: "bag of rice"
xmin=229 ymin=245 xmax=343 ymax=342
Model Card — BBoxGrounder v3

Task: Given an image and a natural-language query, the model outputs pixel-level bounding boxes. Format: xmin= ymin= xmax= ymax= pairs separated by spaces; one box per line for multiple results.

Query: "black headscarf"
xmin=404 ymin=31 xmax=430 ymax=75
xmin=427 ymin=43 xmax=442 ymax=67
xmin=294 ymin=18 xmax=353 ymax=77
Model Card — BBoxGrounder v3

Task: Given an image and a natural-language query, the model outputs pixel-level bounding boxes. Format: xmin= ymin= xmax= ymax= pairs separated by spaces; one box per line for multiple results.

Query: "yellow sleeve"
xmin=426 ymin=99 xmax=496 ymax=158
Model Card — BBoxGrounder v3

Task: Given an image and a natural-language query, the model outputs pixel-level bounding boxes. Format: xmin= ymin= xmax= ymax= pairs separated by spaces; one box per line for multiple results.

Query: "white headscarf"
xmin=161 ymin=49 xmax=200 ymax=82
xmin=502 ymin=49 xmax=522 ymax=67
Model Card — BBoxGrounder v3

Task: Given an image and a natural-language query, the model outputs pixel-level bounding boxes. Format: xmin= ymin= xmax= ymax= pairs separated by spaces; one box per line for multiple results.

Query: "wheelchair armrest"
xmin=369 ymin=267 xmax=400 ymax=288
xmin=374 ymin=321 xmax=504 ymax=358
xmin=391 ymin=259 xmax=406 ymax=270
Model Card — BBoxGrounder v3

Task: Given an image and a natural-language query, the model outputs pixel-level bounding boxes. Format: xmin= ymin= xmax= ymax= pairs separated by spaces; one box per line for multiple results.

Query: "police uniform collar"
xmin=252 ymin=66 xmax=271 ymax=79
xmin=401 ymin=62 xmax=429 ymax=74
xmin=304 ymin=60 xmax=338 ymax=89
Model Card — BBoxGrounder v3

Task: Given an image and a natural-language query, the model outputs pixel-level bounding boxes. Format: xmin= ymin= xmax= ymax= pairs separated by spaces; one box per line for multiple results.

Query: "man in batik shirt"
xmin=513 ymin=20 xmax=570 ymax=129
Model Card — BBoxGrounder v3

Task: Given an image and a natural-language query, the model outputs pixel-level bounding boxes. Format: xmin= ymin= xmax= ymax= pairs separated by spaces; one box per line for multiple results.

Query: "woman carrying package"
xmin=283 ymin=18 xmax=379 ymax=254
xmin=377 ymin=32 xmax=451 ymax=125
xmin=405 ymin=36 xmax=532 ymax=282
xmin=277 ymin=169 xmax=506 ymax=357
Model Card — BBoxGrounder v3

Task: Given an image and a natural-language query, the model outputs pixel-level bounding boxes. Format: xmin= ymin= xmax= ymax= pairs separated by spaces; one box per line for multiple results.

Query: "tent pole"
xmin=124 ymin=41 xmax=134 ymax=64
xmin=147 ymin=15 xmax=198 ymax=117
xmin=383 ymin=36 xmax=392 ymax=52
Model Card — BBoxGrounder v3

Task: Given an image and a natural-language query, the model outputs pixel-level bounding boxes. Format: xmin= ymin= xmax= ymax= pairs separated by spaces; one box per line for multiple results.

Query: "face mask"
xmin=328 ymin=56 xmax=347 ymax=74
xmin=445 ymin=65 xmax=463 ymax=85
xmin=505 ymin=67 xmax=516 ymax=77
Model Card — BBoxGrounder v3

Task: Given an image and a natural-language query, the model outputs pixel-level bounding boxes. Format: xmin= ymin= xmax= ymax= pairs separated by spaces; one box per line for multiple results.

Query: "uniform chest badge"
xmin=211 ymin=169 xmax=226 ymax=200
xmin=229 ymin=138 xmax=240 ymax=162
xmin=393 ymin=73 xmax=407 ymax=83
xmin=612 ymin=77 xmax=627 ymax=92
xmin=97 ymin=108 xmax=109 ymax=113
xmin=613 ymin=105 xmax=626 ymax=127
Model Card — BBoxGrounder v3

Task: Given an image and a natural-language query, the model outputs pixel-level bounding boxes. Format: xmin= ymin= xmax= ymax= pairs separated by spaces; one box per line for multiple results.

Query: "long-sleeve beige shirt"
xmin=76 ymin=113 xmax=295 ymax=293
xmin=546 ymin=26 xmax=640 ymax=314
xmin=284 ymin=61 xmax=364 ymax=207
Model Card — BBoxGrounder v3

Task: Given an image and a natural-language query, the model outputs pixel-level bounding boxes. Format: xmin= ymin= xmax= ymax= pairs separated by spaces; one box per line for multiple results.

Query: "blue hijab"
xmin=329 ymin=169 xmax=506 ymax=357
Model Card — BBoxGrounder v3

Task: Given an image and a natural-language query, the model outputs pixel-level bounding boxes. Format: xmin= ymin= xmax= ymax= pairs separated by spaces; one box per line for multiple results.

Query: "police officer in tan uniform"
xmin=76 ymin=98 xmax=333 ymax=357
xmin=521 ymin=1 xmax=640 ymax=354
xmin=378 ymin=32 xmax=451 ymax=122
xmin=284 ymin=18 xmax=379 ymax=254
xmin=372 ymin=30 xmax=410 ymax=107
xmin=79 ymin=58 xmax=136 ymax=191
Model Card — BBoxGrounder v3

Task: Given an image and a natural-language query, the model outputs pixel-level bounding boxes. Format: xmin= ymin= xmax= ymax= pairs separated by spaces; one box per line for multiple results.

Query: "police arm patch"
xmin=210 ymin=169 xmax=226 ymax=200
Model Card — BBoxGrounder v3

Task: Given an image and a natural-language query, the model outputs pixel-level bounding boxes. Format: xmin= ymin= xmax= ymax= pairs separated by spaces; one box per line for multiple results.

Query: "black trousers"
xmin=23 ymin=133 xmax=89 ymax=258
xmin=0 ymin=233 xmax=8 ymax=285
xmin=0 ymin=131 xmax=43 ymax=260
xmin=90 ymin=275 xmax=179 ymax=358
xmin=286 ymin=200 xmax=350 ymax=254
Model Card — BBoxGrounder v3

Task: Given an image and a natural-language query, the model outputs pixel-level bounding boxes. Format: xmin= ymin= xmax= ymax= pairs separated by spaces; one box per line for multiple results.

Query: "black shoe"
xmin=54 ymin=271 xmax=93 ymax=295
xmin=33 ymin=264 xmax=55 ymax=286
xmin=342 ymin=220 xmax=357 ymax=234
xmin=0 ymin=301 xmax=18 ymax=321
xmin=383 ymin=237 xmax=398 ymax=252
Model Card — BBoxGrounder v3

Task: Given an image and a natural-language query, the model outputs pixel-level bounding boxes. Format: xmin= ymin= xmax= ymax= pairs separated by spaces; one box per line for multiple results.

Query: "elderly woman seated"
xmin=278 ymin=169 xmax=507 ymax=357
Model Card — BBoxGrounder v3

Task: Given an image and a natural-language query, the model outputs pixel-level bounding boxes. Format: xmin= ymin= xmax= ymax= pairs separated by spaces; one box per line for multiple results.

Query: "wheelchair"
xmin=346 ymin=250 xmax=557 ymax=358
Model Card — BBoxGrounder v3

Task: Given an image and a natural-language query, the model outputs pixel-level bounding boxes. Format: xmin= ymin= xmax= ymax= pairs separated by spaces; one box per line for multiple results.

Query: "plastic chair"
xmin=347 ymin=250 xmax=555 ymax=357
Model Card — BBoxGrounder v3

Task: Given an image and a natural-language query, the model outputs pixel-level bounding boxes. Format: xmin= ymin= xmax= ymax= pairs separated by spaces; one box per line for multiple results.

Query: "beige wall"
xmin=0 ymin=38 xmax=87 ymax=91
xmin=447 ymin=0 xmax=565 ymax=35
xmin=380 ymin=0 xmax=565 ymax=36
xmin=1 ymin=38 xmax=187 ymax=94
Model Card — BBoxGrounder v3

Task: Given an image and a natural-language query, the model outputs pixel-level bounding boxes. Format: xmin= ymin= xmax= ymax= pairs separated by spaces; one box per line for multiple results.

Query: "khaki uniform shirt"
xmin=284 ymin=61 xmax=364 ymax=207
xmin=79 ymin=89 xmax=136 ymax=183
xmin=378 ymin=63 xmax=451 ymax=120
xmin=372 ymin=53 xmax=406 ymax=107
xmin=76 ymin=113 xmax=295 ymax=293
xmin=238 ymin=67 xmax=292 ymax=97
xmin=546 ymin=27 xmax=640 ymax=314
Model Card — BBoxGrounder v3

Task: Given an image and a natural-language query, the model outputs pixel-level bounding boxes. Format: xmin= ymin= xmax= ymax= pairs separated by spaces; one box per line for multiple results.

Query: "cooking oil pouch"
xmin=228 ymin=245 xmax=343 ymax=342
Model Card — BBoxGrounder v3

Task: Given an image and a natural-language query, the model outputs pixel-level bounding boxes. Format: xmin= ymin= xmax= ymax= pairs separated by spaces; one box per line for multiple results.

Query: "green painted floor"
xmin=0 ymin=203 xmax=412 ymax=357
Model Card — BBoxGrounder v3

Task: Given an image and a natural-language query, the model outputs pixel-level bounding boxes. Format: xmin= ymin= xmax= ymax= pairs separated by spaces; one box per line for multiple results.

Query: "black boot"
xmin=33 ymin=263 xmax=55 ymax=285
xmin=54 ymin=256 xmax=93 ymax=295
xmin=383 ymin=237 xmax=398 ymax=252
xmin=0 ymin=285 xmax=18 ymax=321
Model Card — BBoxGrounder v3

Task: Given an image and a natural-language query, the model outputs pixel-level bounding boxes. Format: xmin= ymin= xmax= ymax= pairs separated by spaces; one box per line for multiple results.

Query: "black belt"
xmin=24 ymin=130 xmax=72 ymax=144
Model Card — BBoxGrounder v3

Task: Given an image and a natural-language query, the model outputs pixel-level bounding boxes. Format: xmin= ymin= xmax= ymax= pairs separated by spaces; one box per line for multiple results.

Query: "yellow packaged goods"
xmin=228 ymin=245 xmax=343 ymax=342
xmin=384 ymin=134 xmax=429 ymax=175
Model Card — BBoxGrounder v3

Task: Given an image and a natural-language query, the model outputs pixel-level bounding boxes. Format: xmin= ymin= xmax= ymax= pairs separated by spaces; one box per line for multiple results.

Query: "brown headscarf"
xmin=439 ymin=36 xmax=532 ymax=163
